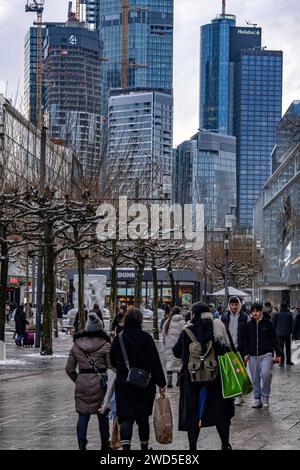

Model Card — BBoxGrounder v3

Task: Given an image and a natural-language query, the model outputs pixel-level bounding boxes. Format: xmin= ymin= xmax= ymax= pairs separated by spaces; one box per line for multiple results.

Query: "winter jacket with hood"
xmin=221 ymin=297 xmax=249 ymax=357
xmin=65 ymin=331 xmax=112 ymax=415
xmin=244 ymin=315 xmax=282 ymax=357
xmin=162 ymin=314 xmax=186 ymax=372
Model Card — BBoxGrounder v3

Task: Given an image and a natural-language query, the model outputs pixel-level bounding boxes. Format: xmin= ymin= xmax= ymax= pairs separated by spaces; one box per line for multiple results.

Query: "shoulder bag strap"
xmin=119 ymin=332 xmax=130 ymax=371
xmin=184 ymin=325 xmax=199 ymax=344
xmin=184 ymin=326 xmax=212 ymax=357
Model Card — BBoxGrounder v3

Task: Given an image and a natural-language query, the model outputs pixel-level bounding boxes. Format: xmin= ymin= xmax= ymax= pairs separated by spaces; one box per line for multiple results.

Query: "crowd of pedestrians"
xmin=63 ymin=297 xmax=298 ymax=451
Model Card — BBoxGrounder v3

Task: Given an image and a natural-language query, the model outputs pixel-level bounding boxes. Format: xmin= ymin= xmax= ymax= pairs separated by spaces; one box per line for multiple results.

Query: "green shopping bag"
xmin=218 ymin=351 xmax=253 ymax=399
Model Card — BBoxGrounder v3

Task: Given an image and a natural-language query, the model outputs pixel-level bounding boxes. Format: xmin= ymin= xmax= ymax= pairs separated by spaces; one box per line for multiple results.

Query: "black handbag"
xmin=119 ymin=332 xmax=151 ymax=388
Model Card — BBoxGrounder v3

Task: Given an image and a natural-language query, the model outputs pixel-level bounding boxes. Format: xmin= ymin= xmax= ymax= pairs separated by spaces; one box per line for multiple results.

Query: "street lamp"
xmin=224 ymin=215 xmax=233 ymax=308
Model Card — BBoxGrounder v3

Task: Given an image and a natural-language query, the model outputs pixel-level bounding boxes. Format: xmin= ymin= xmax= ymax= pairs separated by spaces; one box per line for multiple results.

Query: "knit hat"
xmin=85 ymin=312 xmax=103 ymax=332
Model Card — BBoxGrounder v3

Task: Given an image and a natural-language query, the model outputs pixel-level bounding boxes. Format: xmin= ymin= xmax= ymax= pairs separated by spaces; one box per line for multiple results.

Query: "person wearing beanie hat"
xmin=85 ymin=312 xmax=104 ymax=333
xmin=66 ymin=311 xmax=112 ymax=450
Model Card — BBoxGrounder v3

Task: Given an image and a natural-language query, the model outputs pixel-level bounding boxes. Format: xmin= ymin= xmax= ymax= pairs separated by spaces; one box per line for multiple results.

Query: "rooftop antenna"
xmin=246 ymin=21 xmax=258 ymax=27
xmin=222 ymin=0 xmax=226 ymax=16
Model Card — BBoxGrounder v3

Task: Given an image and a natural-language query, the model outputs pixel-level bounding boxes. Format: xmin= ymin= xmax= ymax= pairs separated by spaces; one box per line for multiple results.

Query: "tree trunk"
xmin=168 ymin=262 xmax=176 ymax=307
xmin=0 ymin=225 xmax=8 ymax=361
xmin=110 ymin=240 xmax=118 ymax=330
xmin=53 ymin=266 xmax=58 ymax=338
xmin=76 ymin=251 xmax=85 ymax=331
xmin=41 ymin=223 xmax=55 ymax=356
xmin=152 ymin=256 xmax=159 ymax=341
xmin=134 ymin=261 xmax=144 ymax=309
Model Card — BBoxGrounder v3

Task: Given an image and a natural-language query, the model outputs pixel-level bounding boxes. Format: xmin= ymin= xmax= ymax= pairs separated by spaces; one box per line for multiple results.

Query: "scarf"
xmin=199 ymin=312 xmax=230 ymax=348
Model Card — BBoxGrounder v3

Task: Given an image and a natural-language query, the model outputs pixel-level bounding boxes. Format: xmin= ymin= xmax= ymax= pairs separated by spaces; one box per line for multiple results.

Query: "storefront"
xmin=68 ymin=268 xmax=201 ymax=308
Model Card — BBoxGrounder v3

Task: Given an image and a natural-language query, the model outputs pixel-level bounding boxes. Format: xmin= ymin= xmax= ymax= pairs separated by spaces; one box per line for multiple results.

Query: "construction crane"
xmin=121 ymin=1 xmax=148 ymax=89
xmin=25 ymin=0 xmax=45 ymax=130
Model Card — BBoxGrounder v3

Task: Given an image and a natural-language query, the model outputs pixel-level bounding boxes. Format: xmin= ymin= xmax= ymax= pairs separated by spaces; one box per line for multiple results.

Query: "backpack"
xmin=184 ymin=326 xmax=218 ymax=384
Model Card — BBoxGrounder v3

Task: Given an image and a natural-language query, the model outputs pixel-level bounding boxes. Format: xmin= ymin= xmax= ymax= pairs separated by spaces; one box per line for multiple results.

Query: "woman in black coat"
xmin=173 ymin=302 xmax=235 ymax=451
xmin=110 ymin=308 xmax=166 ymax=451
xmin=14 ymin=306 xmax=29 ymax=342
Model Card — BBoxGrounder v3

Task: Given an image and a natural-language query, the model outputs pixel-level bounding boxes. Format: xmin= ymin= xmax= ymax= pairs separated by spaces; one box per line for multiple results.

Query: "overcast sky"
xmin=0 ymin=0 xmax=300 ymax=145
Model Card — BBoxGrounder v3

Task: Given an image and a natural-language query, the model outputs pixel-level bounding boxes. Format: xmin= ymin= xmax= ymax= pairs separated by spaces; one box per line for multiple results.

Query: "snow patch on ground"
xmin=0 ymin=360 xmax=27 ymax=365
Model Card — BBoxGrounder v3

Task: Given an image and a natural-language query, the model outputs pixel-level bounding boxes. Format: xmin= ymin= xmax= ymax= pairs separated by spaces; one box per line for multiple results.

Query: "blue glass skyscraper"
xmin=199 ymin=6 xmax=282 ymax=229
xmin=234 ymin=49 xmax=283 ymax=228
xmin=99 ymin=0 xmax=173 ymax=108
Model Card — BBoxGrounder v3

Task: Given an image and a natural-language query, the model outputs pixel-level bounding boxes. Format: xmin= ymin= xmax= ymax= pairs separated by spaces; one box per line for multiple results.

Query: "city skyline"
xmin=0 ymin=0 xmax=299 ymax=145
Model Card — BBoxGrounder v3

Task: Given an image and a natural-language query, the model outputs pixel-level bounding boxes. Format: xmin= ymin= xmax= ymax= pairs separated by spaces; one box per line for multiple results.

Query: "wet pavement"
xmin=0 ymin=326 xmax=300 ymax=450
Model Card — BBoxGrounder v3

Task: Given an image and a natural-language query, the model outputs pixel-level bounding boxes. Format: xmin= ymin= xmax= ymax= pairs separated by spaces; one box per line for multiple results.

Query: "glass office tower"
xmin=234 ymin=49 xmax=283 ymax=228
xmin=200 ymin=14 xmax=236 ymax=135
xmin=199 ymin=8 xmax=282 ymax=229
xmin=99 ymin=0 xmax=173 ymax=110
xmin=24 ymin=27 xmax=47 ymax=127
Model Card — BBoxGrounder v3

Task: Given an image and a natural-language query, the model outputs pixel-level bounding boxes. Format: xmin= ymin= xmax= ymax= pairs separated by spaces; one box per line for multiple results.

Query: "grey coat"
xmin=66 ymin=331 xmax=112 ymax=415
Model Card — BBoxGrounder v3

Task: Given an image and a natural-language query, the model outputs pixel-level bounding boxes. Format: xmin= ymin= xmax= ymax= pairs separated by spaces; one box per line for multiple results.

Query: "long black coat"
xmin=14 ymin=309 xmax=28 ymax=335
xmin=110 ymin=325 xmax=166 ymax=420
xmin=173 ymin=324 xmax=234 ymax=431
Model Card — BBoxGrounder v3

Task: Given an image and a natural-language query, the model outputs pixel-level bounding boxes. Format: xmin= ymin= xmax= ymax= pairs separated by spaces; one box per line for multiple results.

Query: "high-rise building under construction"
xmin=44 ymin=14 xmax=103 ymax=177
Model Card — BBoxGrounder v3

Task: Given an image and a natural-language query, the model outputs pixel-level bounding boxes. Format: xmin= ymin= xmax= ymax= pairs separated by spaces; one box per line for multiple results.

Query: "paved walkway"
xmin=0 ymin=328 xmax=300 ymax=450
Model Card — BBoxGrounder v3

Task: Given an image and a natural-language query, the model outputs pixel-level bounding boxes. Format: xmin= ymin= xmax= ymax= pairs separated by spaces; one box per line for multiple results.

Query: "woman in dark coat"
xmin=173 ymin=302 xmax=235 ymax=451
xmin=14 ymin=306 xmax=28 ymax=344
xmin=110 ymin=308 xmax=166 ymax=450
xmin=66 ymin=312 xmax=112 ymax=450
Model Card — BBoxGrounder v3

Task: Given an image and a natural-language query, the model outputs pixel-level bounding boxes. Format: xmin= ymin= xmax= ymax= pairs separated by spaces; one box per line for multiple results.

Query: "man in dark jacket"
xmin=221 ymin=296 xmax=249 ymax=405
xmin=272 ymin=303 xmax=294 ymax=366
xmin=292 ymin=309 xmax=300 ymax=341
xmin=244 ymin=303 xmax=282 ymax=409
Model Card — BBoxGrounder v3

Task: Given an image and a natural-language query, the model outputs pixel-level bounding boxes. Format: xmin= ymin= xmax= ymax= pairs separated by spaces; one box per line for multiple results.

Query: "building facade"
xmin=174 ymin=131 xmax=236 ymax=231
xmin=199 ymin=7 xmax=282 ymax=229
xmin=172 ymin=140 xmax=197 ymax=207
xmin=99 ymin=0 xmax=174 ymax=110
xmin=24 ymin=27 xmax=47 ymax=127
xmin=254 ymin=102 xmax=300 ymax=306
xmin=107 ymin=91 xmax=173 ymax=199
xmin=68 ymin=267 xmax=201 ymax=308
xmin=234 ymin=49 xmax=283 ymax=228
xmin=0 ymin=94 xmax=72 ymax=192
xmin=44 ymin=17 xmax=103 ymax=177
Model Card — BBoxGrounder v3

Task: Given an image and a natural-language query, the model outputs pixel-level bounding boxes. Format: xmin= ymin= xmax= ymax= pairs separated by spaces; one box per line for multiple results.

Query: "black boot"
xmin=167 ymin=372 xmax=173 ymax=388
xmin=78 ymin=438 xmax=88 ymax=450
xmin=101 ymin=440 xmax=110 ymax=451
xmin=221 ymin=444 xmax=232 ymax=450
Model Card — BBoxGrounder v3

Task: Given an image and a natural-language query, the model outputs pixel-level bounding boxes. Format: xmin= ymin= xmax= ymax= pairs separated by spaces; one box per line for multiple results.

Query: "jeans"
xmin=77 ymin=413 xmax=109 ymax=446
xmin=248 ymin=354 xmax=273 ymax=400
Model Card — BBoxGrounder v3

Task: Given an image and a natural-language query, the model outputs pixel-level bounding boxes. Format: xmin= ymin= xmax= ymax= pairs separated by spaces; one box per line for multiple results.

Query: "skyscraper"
xmin=199 ymin=3 xmax=282 ymax=228
xmin=174 ymin=131 xmax=236 ymax=231
xmin=99 ymin=0 xmax=174 ymax=110
xmin=24 ymin=27 xmax=47 ymax=127
xmin=108 ymin=91 xmax=173 ymax=199
xmin=44 ymin=15 xmax=103 ymax=176
xmin=234 ymin=49 xmax=282 ymax=228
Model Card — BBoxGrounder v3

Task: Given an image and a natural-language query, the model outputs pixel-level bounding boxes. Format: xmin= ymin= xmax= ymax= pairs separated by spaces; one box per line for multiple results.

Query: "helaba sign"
xmin=237 ymin=29 xmax=260 ymax=36
xmin=238 ymin=29 xmax=260 ymax=36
